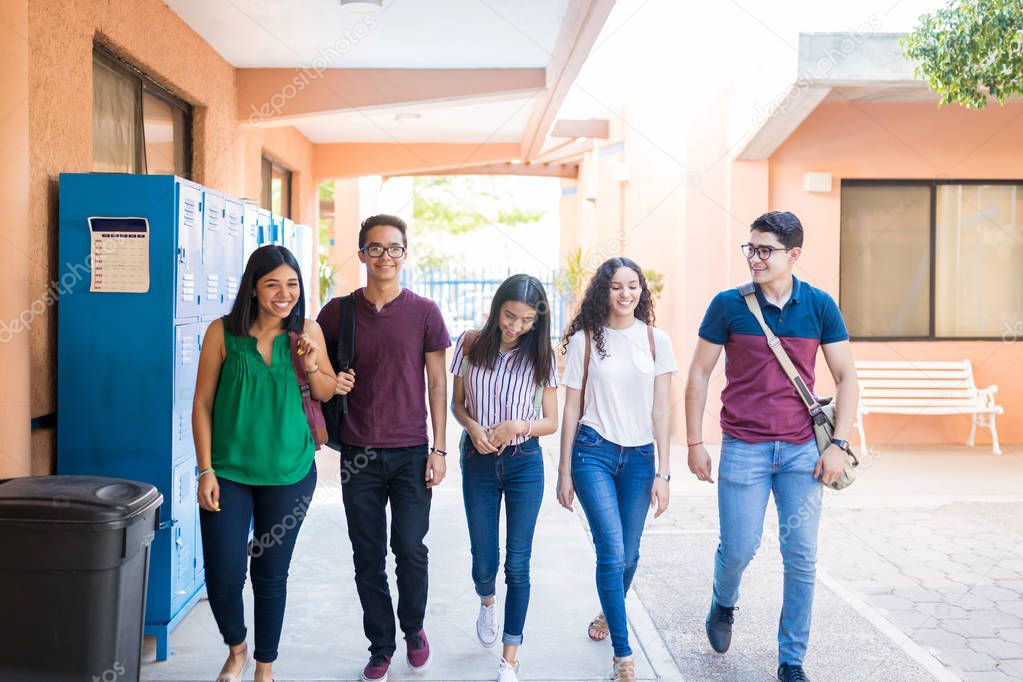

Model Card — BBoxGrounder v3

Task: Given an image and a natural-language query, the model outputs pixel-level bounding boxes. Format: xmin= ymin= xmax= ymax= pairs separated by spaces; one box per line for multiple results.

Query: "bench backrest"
xmin=855 ymin=360 xmax=980 ymax=411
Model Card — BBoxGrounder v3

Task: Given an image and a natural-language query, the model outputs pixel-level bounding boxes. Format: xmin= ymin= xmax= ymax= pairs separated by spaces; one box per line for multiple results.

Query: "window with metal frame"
xmin=840 ymin=180 xmax=1023 ymax=341
xmin=92 ymin=45 xmax=192 ymax=179
xmin=261 ymin=156 xmax=292 ymax=219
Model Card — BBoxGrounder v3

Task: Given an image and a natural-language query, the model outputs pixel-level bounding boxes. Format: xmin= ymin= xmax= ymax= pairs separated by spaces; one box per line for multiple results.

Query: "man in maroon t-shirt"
xmin=318 ymin=214 xmax=451 ymax=681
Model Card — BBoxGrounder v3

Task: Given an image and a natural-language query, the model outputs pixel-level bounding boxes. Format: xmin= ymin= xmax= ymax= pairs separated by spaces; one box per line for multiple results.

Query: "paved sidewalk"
xmin=141 ymin=424 xmax=1020 ymax=681
xmin=638 ymin=442 xmax=1023 ymax=682
xmin=141 ymin=431 xmax=665 ymax=681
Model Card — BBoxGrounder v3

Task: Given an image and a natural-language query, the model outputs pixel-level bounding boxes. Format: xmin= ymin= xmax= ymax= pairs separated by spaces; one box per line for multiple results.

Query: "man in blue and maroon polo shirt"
xmin=318 ymin=214 xmax=451 ymax=682
xmin=684 ymin=211 xmax=858 ymax=682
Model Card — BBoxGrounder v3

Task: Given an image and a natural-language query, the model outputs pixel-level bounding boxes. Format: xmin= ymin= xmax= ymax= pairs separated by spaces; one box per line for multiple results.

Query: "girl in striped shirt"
xmin=450 ymin=274 xmax=560 ymax=682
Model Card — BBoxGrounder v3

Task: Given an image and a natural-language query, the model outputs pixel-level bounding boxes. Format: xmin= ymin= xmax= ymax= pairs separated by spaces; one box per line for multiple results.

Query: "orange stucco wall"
xmin=559 ymin=113 xmax=688 ymax=439
xmin=1 ymin=0 xmax=32 ymax=476
xmin=21 ymin=0 xmax=317 ymax=474
xmin=768 ymin=102 xmax=1023 ymax=448
xmin=561 ymin=97 xmax=1022 ymax=449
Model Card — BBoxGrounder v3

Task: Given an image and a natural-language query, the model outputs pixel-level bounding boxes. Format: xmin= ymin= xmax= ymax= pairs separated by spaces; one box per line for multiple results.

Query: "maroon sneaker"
xmin=361 ymin=654 xmax=391 ymax=681
xmin=405 ymin=629 xmax=432 ymax=670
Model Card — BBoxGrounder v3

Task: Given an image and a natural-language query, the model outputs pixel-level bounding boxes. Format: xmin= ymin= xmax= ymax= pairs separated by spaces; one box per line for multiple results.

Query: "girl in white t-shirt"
xmin=557 ymin=258 xmax=677 ymax=682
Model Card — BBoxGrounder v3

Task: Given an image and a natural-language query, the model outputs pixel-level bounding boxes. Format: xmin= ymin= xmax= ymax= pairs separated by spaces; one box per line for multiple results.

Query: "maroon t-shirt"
xmin=317 ymin=288 xmax=451 ymax=448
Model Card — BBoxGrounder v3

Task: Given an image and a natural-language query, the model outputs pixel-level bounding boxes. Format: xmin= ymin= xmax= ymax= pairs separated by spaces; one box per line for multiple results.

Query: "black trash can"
xmin=0 ymin=476 xmax=162 ymax=682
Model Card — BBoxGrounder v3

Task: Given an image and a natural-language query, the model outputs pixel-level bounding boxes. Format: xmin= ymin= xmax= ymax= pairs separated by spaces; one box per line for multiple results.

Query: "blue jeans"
xmin=199 ymin=462 xmax=317 ymax=663
xmin=571 ymin=424 xmax=654 ymax=658
xmin=460 ymin=432 xmax=544 ymax=645
xmin=713 ymin=434 xmax=823 ymax=667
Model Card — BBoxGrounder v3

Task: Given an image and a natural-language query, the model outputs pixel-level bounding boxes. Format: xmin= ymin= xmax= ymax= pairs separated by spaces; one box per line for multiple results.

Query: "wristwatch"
xmin=830 ymin=438 xmax=850 ymax=452
xmin=655 ymin=472 xmax=671 ymax=482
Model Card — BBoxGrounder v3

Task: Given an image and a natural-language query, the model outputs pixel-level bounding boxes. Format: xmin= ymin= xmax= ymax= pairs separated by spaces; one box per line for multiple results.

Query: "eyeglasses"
xmin=361 ymin=245 xmax=406 ymax=259
xmin=741 ymin=243 xmax=793 ymax=261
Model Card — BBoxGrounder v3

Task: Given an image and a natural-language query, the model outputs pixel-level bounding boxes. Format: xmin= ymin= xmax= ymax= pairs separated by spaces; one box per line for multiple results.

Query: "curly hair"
xmin=561 ymin=257 xmax=655 ymax=359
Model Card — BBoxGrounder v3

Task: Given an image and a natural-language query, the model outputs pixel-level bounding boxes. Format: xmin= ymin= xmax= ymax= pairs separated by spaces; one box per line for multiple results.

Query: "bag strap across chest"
xmin=579 ymin=324 xmax=655 ymax=416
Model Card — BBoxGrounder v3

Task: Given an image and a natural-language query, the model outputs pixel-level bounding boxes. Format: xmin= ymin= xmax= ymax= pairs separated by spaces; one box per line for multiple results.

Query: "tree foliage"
xmin=902 ymin=0 xmax=1023 ymax=109
xmin=412 ymin=176 xmax=545 ymax=235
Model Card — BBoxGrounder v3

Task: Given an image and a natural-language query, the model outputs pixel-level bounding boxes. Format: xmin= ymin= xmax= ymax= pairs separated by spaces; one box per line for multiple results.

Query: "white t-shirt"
xmin=562 ymin=320 xmax=678 ymax=446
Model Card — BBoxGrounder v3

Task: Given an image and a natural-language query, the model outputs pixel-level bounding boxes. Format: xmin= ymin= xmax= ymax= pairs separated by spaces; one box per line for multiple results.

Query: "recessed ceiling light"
xmin=394 ymin=112 xmax=422 ymax=122
xmin=339 ymin=0 xmax=383 ymax=12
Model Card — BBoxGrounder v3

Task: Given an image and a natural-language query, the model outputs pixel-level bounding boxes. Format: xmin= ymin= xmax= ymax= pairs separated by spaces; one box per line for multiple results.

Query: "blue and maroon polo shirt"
xmin=698 ymin=275 xmax=849 ymax=444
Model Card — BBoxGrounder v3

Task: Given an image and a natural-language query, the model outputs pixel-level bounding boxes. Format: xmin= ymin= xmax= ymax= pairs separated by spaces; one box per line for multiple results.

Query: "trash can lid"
xmin=0 ymin=476 xmax=162 ymax=525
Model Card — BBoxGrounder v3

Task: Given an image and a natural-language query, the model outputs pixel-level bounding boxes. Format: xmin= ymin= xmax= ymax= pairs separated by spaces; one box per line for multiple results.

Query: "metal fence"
xmin=399 ymin=267 xmax=571 ymax=341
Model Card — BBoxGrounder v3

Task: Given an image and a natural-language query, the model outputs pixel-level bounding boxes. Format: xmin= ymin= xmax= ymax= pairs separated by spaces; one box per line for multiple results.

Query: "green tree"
xmin=411 ymin=176 xmax=545 ymax=268
xmin=902 ymin=0 xmax=1023 ymax=109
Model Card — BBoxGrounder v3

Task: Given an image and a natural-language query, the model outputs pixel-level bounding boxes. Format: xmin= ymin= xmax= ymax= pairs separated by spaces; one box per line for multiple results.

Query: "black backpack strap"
xmin=737 ymin=281 xmax=756 ymax=296
xmin=336 ymin=293 xmax=356 ymax=415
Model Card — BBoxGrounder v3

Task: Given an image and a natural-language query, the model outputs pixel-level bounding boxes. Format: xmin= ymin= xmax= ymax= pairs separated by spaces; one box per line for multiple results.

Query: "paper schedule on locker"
xmin=88 ymin=216 xmax=150 ymax=293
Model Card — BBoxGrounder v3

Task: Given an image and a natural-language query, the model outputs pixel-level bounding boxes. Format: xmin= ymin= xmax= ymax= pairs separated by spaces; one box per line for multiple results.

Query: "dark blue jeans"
xmin=571 ymin=424 xmax=654 ymax=658
xmin=340 ymin=443 xmax=432 ymax=658
xmin=460 ymin=433 xmax=545 ymax=645
xmin=199 ymin=462 xmax=317 ymax=663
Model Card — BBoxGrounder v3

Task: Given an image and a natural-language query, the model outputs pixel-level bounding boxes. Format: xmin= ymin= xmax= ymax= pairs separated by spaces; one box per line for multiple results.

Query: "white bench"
xmin=854 ymin=360 xmax=1004 ymax=455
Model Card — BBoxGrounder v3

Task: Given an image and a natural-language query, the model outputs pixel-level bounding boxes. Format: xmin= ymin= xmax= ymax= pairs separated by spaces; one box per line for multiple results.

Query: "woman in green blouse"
xmin=193 ymin=245 xmax=339 ymax=682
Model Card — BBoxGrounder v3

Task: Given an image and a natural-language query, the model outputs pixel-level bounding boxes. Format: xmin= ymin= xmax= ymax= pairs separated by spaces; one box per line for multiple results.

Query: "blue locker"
xmin=57 ymin=174 xmax=245 ymax=662
xmin=294 ymin=223 xmax=314 ymax=313
xmin=270 ymin=214 xmax=285 ymax=246
xmin=255 ymin=206 xmax=273 ymax=247
xmin=241 ymin=203 xmax=261 ymax=263
xmin=223 ymin=197 xmax=245 ymax=309
xmin=201 ymin=190 xmax=246 ymax=318
xmin=282 ymin=218 xmax=296 ymax=252
xmin=176 ymin=181 xmax=203 ymax=320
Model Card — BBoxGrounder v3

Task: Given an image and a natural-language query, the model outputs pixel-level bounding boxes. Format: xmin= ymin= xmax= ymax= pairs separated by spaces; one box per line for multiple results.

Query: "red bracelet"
xmin=687 ymin=441 xmax=703 ymax=448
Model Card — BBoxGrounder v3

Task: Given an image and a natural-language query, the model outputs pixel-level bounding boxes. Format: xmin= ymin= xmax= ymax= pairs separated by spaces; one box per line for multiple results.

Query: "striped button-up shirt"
xmin=450 ymin=331 xmax=559 ymax=445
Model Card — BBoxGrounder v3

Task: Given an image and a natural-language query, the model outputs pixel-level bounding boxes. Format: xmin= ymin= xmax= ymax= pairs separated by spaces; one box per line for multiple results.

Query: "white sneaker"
xmin=476 ymin=600 xmax=500 ymax=648
xmin=497 ymin=657 xmax=519 ymax=682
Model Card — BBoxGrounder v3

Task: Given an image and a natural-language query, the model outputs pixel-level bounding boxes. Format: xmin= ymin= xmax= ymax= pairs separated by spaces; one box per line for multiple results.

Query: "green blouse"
xmin=211 ymin=321 xmax=314 ymax=486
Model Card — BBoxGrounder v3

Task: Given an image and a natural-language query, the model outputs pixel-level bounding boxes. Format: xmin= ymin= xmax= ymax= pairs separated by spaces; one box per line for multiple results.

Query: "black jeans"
xmin=199 ymin=462 xmax=317 ymax=663
xmin=340 ymin=443 xmax=432 ymax=657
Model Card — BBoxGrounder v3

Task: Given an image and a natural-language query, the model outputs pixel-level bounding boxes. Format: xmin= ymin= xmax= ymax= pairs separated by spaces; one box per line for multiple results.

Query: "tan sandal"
xmin=216 ymin=644 xmax=250 ymax=682
xmin=588 ymin=612 xmax=610 ymax=641
xmin=612 ymin=657 xmax=636 ymax=682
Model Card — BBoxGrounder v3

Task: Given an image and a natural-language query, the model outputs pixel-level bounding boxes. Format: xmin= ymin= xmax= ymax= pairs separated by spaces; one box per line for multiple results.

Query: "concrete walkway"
xmin=140 ymin=426 xmax=966 ymax=681
xmin=141 ymin=430 xmax=667 ymax=681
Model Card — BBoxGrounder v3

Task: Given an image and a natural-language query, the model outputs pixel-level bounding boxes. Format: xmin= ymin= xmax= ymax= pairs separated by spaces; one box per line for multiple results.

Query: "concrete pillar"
xmin=329 ymin=178 xmax=363 ymax=297
xmin=0 ymin=0 xmax=32 ymax=477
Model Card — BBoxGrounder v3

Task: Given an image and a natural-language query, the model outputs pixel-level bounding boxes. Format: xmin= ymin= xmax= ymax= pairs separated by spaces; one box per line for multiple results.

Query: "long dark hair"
xmin=467 ymin=274 xmax=553 ymax=387
xmin=225 ymin=245 xmax=306 ymax=337
xmin=561 ymin=257 xmax=654 ymax=359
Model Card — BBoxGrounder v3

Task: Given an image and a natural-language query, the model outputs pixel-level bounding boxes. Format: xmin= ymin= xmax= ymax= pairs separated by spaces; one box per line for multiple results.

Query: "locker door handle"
xmin=178 ymin=247 xmax=187 ymax=264
xmin=158 ymin=518 xmax=179 ymax=531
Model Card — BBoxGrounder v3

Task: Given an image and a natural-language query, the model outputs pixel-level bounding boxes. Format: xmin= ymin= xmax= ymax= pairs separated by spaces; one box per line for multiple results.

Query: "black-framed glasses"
xmin=361 ymin=245 xmax=406 ymax=259
xmin=741 ymin=243 xmax=792 ymax=261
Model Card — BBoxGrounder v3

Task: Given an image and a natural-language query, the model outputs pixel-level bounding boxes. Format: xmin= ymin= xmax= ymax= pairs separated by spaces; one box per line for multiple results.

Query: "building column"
xmin=0 ymin=0 xmax=32 ymax=477
xmin=329 ymin=178 xmax=363 ymax=297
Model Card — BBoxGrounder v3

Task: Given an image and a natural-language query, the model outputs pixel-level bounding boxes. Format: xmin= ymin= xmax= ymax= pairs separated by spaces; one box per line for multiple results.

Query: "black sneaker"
xmin=705 ymin=600 xmax=737 ymax=653
xmin=778 ymin=663 xmax=810 ymax=681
